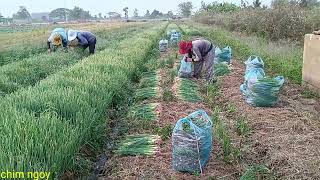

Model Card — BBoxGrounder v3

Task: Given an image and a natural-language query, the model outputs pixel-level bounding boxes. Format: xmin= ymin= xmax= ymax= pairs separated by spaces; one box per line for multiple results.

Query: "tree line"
xmin=2 ymin=2 xmax=195 ymax=22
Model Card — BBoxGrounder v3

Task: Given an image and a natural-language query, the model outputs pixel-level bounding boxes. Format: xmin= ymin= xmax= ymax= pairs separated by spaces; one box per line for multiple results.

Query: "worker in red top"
xmin=179 ymin=39 xmax=215 ymax=82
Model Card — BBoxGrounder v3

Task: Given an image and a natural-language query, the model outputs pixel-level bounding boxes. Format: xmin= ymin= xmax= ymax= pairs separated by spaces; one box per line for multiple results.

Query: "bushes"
xmin=195 ymin=6 xmax=320 ymax=43
xmin=0 ymin=23 xmax=165 ymax=177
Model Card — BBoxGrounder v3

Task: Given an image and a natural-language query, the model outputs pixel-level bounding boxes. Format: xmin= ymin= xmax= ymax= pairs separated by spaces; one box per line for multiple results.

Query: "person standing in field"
xmin=47 ymin=28 xmax=68 ymax=53
xmin=178 ymin=39 xmax=215 ymax=82
xmin=67 ymin=30 xmax=97 ymax=54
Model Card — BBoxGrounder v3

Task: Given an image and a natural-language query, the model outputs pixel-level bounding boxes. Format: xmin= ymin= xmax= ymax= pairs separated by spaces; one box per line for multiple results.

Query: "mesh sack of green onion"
xmin=240 ymin=56 xmax=285 ymax=107
xmin=172 ymin=110 xmax=213 ymax=173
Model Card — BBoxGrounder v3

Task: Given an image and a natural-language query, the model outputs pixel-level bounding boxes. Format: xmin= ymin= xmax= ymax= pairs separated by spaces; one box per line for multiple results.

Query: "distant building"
xmin=31 ymin=12 xmax=50 ymax=21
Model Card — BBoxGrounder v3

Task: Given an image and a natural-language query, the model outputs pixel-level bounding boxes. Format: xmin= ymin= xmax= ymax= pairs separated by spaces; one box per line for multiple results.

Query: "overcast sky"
xmin=0 ymin=0 xmax=272 ymax=17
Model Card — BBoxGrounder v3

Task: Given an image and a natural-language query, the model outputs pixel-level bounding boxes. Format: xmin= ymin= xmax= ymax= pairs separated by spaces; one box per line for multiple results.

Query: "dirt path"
xmin=99 ymin=47 xmax=243 ymax=179
xmin=99 ymin=46 xmax=320 ymax=179
xmin=218 ymin=60 xmax=320 ymax=179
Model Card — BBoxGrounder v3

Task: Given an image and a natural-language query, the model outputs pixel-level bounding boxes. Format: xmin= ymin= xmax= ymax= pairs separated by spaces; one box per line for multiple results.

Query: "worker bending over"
xmin=68 ymin=30 xmax=97 ymax=54
xmin=47 ymin=28 xmax=68 ymax=52
xmin=179 ymin=39 xmax=215 ymax=82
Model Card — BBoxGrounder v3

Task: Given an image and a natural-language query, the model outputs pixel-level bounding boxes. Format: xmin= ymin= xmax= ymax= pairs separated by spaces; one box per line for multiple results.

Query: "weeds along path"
xmin=101 ymin=23 xmax=244 ymax=179
xmin=0 ymin=22 xmax=143 ymax=67
xmin=0 ymin=22 xmax=166 ymax=179
xmin=0 ymin=25 xmax=148 ymax=96
xmin=178 ymin=23 xmax=320 ymax=179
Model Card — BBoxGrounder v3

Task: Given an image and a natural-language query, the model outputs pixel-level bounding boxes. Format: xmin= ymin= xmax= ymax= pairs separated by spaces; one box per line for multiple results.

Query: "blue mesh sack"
xmin=159 ymin=39 xmax=168 ymax=52
xmin=245 ymin=56 xmax=264 ymax=73
xmin=240 ymin=56 xmax=284 ymax=107
xmin=215 ymin=47 xmax=222 ymax=58
xmin=172 ymin=110 xmax=213 ymax=173
xmin=170 ymin=31 xmax=181 ymax=44
xmin=178 ymin=57 xmax=192 ymax=78
xmin=217 ymin=46 xmax=232 ymax=64
xmin=250 ymin=76 xmax=285 ymax=107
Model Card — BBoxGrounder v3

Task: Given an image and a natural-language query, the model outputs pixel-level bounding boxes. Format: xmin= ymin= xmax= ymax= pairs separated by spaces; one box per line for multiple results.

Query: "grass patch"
xmin=240 ymin=165 xmax=274 ymax=180
xmin=116 ymin=134 xmax=160 ymax=156
xmin=235 ymin=117 xmax=251 ymax=137
xmin=226 ymin=104 xmax=237 ymax=114
xmin=301 ymin=87 xmax=319 ymax=99
xmin=213 ymin=107 xmax=240 ymax=163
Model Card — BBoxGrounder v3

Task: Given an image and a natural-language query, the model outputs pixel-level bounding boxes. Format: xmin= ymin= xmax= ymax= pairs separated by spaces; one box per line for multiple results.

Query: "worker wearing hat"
xmin=47 ymin=28 xmax=68 ymax=53
xmin=179 ymin=39 xmax=215 ymax=82
xmin=68 ymin=30 xmax=96 ymax=54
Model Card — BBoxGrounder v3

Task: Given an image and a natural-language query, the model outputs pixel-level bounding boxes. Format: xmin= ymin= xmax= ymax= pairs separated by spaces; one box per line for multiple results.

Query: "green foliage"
xmin=226 ymin=104 xmax=237 ymax=114
xmin=213 ymin=107 xmax=239 ymax=163
xmin=205 ymin=2 xmax=240 ymax=13
xmin=116 ymin=134 xmax=160 ymax=156
xmin=13 ymin=6 xmax=31 ymax=20
xmin=235 ymin=117 xmax=251 ymax=136
xmin=0 ymin=44 xmax=47 ymax=66
xmin=206 ymin=83 xmax=220 ymax=106
xmin=49 ymin=8 xmax=71 ymax=21
xmin=69 ymin=6 xmax=92 ymax=20
xmin=163 ymin=89 xmax=175 ymax=102
xmin=196 ymin=7 xmax=320 ymax=43
xmin=178 ymin=2 xmax=193 ymax=17
xmin=240 ymin=165 xmax=273 ymax=180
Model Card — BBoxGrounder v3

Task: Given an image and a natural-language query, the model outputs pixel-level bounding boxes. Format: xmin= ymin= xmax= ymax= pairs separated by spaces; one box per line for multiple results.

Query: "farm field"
xmin=0 ymin=21 xmax=142 ymax=66
xmin=0 ymin=20 xmax=319 ymax=180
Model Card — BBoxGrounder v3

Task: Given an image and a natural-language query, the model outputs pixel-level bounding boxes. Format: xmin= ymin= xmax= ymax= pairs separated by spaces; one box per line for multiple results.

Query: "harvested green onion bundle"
xmin=134 ymin=87 xmax=158 ymax=101
xmin=139 ymin=72 xmax=158 ymax=88
xmin=116 ymin=134 xmax=160 ymax=156
xmin=128 ymin=103 xmax=158 ymax=121
xmin=178 ymin=79 xmax=202 ymax=103
xmin=214 ymin=63 xmax=230 ymax=77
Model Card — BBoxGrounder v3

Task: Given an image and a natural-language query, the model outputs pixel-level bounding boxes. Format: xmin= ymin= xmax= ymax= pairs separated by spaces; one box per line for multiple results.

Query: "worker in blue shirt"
xmin=47 ymin=28 xmax=68 ymax=52
xmin=67 ymin=30 xmax=97 ymax=54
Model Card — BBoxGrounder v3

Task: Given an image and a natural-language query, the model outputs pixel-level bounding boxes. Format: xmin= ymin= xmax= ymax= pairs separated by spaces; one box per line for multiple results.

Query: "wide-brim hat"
xmin=68 ymin=30 xmax=77 ymax=41
xmin=52 ymin=33 xmax=62 ymax=46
